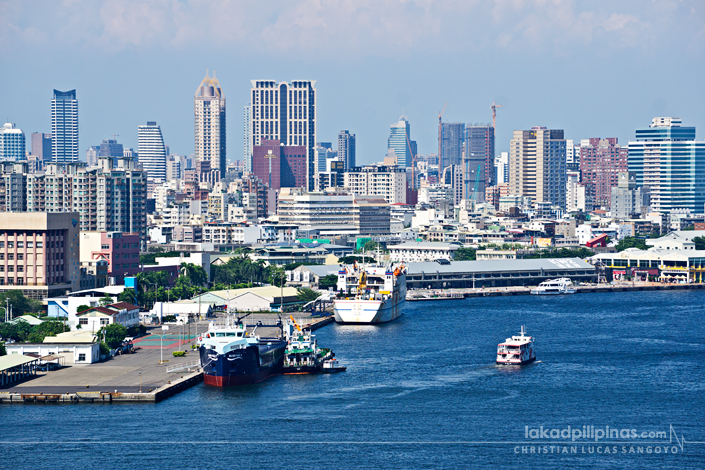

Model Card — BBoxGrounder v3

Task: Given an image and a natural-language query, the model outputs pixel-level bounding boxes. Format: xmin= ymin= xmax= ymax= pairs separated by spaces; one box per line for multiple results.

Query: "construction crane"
xmin=491 ymin=101 xmax=502 ymax=129
xmin=438 ymin=103 xmax=447 ymax=166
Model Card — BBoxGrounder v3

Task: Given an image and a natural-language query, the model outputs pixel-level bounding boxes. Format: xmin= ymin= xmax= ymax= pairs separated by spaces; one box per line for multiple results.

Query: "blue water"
xmin=3 ymin=290 xmax=705 ymax=469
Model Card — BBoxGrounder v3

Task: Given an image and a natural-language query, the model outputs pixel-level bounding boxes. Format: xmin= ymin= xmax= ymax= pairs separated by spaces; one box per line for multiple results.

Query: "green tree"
xmin=296 ymin=288 xmax=320 ymax=303
xmin=180 ymin=263 xmax=208 ymax=287
xmin=0 ymin=320 xmax=32 ymax=342
xmin=615 ymin=236 xmax=647 ymax=252
xmin=0 ymin=342 xmax=6 ymax=356
xmin=693 ymin=236 xmax=705 ymax=250
xmin=98 ymin=295 xmax=114 ymax=307
xmin=337 ymin=255 xmax=366 ymax=264
xmin=26 ymin=320 xmax=67 ymax=343
xmin=117 ymin=289 xmax=138 ymax=305
xmin=140 ymin=250 xmax=182 ymax=266
xmin=0 ymin=290 xmax=44 ymax=318
xmin=454 ymin=247 xmax=477 ymax=261
xmin=319 ymin=274 xmax=338 ymax=290
xmin=98 ymin=323 xmax=128 ymax=349
xmin=76 ymin=305 xmax=91 ymax=315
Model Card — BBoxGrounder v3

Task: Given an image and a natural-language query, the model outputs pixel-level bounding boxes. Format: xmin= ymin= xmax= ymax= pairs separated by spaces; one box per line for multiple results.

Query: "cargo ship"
xmin=198 ymin=319 xmax=286 ymax=387
xmin=333 ymin=262 xmax=407 ymax=324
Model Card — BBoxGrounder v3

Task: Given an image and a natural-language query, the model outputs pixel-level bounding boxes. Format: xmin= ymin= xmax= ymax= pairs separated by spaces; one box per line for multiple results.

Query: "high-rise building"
xmin=628 ymin=117 xmax=705 ymax=213
xmin=579 ymin=138 xmax=628 ymax=208
xmin=243 ymin=105 xmax=252 ymax=172
xmin=138 ymin=121 xmax=167 ymax=181
xmin=464 ymin=125 xmax=495 ymax=201
xmin=344 ymin=165 xmax=407 ymax=204
xmin=51 ymin=89 xmax=78 ymax=163
xmin=611 ymin=171 xmax=650 ymax=219
xmin=85 ymin=146 xmax=100 ymax=167
xmin=494 ymin=152 xmax=509 ymax=185
xmin=249 ymin=80 xmax=317 ymax=190
xmin=99 ymin=139 xmax=124 ymax=166
xmin=338 ymin=130 xmax=356 ymax=170
xmin=31 ymin=133 xmax=52 ymax=162
xmin=509 ymin=127 xmax=566 ymax=209
xmin=388 ymin=114 xmax=413 ymax=168
xmin=0 ymin=123 xmax=25 ymax=161
xmin=440 ymin=122 xmax=464 ymax=170
xmin=195 ymin=71 xmax=226 ymax=176
xmin=252 ymin=139 xmax=307 ymax=190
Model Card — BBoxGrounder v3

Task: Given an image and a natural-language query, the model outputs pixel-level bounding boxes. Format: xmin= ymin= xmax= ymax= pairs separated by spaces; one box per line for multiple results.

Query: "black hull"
xmin=200 ymin=339 xmax=286 ymax=387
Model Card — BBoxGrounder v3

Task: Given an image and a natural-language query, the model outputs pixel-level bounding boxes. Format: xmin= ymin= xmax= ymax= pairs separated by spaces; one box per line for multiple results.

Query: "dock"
xmin=0 ymin=313 xmax=334 ymax=404
xmin=407 ymin=282 xmax=705 ymax=300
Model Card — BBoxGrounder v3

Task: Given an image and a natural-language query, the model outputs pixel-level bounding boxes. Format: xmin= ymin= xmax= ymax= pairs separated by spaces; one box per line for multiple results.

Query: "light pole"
xmin=160 ymin=325 xmax=169 ymax=364
xmin=139 ymin=372 xmax=142 ymax=393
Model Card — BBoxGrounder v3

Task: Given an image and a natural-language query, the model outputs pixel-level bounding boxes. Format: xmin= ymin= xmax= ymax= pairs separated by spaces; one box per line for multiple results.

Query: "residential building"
xmin=338 ymin=131 xmax=356 ymax=170
xmin=464 ymin=124 xmax=495 ymax=201
xmin=31 ymin=132 xmax=52 ymax=162
xmin=51 ymin=89 xmax=79 ymax=163
xmin=440 ymin=122 xmax=464 ymax=170
xmin=249 ymin=80 xmax=317 ymax=190
xmin=138 ymin=121 xmax=167 ymax=181
xmin=388 ymin=114 xmax=414 ymax=167
xmin=0 ymin=123 xmax=26 ymax=161
xmin=509 ymin=127 xmax=566 ymax=209
xmin=85 ymin=145 xmax=100 ymax=167
xmin=314 ymin=160 xmax=345 ymax=191
xmin=579 ymin=137 xmax=628 ymax=207
xmin=611 ymin=171 xmax=650 ymax=219
xmin=243 ymin=105 xmax=252 ymax=172
xmin=566 ymin=170 xmax=594 ymax=213
xmin=75 ymin=302 xmax=140 ymax=332
xmin=494 ymin=152 xmax=509 ymax=184
xmin=628 ymin=117 xmax=705 ymax=213
xmin=252 ymin=139 xmax=307 ymax=190
xmin=344 ymin=165 xmax=406 ymax=204
xmin=79 ymin=231 xmax=140 ymax=284
xmin=388 ymin=241 xmax=460 ymax=263
xmin=195 ymin=71 xmax=227 ymax=176
xmin=0 ymin=212 xmax=80 ymax=299
xmin=442 ymin=164 xmax=464 ymax=205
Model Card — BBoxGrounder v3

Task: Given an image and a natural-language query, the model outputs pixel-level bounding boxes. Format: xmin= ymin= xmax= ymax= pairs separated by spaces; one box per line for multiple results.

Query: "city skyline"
xmin=0 ymin=1 xmax=702 ymax=166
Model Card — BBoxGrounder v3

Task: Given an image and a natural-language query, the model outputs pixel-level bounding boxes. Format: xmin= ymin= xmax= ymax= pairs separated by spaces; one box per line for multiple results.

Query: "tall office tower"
xmin=86 ymin=146 xmax=100 ymax=167
xmin=99 ymin=139 xmax=124 ymax=166
xmin=243 ymin=105 xmax=252 ymax=172
xmin=440 ymin=122 xmax=464 ymax=170
xmin=579 ymin=137 xmax=628 ymax=208
xmin=51 ymin=89 xmax=78 ymax=163
xmin=138 ymin=121 xmax=167 ymax=181
xmin=388 ymin=114 xmax=413 ymax=167
xmin=628 ymin=117 xmax=705 ymax=213
xmin=338 ymin=130 xmax=356 ymax=170
xmin=494 ymin=152 xmax=509 ymax=185
xmin=509 ymin=127 xmax=567 ymax=209
xmin=249 ymin=80 xmax=317 ymax=190
xmin=194 ymin=71 xmax=226 ymax=176
xmin=31 ymin=133 xmax=52 ymax=161
xmin=464 ymin=125 xmax=495 ymax=201
xmin=0 ymin=123 xmax=26 ymax=161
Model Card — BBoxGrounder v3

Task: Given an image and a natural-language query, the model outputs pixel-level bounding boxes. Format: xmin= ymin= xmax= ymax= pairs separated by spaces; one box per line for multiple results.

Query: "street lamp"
xmin=160 ymin=324 xmax=169 ymax=364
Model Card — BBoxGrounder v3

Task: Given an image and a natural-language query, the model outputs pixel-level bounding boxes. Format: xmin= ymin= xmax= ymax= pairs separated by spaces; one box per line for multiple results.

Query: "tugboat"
xmin=282 ymin=316 xmax=335 ymax=375
xmin=198 ymin=313 xmax=287 ymax=387
xmin=321 ymin=358 xmax=347 ymax=373
xmin=496 ymin=326 xmax=536 ymax=365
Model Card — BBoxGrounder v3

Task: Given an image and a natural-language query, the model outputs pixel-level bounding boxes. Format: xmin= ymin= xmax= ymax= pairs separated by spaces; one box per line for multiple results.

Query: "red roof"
xmin=109 ymin=302 xmax=140 ymax=311
xmin=76 ymin=306 xmax=116 ymax=316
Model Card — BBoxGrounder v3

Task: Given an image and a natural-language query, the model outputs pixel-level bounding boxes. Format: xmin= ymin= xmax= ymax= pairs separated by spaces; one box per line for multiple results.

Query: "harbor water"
xmin=3 ymin=290 xmax=705 ymax=469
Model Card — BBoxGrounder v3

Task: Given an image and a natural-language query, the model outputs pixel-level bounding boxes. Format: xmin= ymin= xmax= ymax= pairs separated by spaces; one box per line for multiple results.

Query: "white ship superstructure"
xmin=530 ymin=278 xmax=576 ymax=295
xmin=333 ymin=263 xmax=407 ymax=324
xmin=496 ymin=326 xmax=536 ymax=365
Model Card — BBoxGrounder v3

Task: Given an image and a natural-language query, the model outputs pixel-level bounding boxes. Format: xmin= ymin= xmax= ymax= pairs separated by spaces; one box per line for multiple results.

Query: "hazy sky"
xmin=1 ymin=0 xmax=704 ymax=165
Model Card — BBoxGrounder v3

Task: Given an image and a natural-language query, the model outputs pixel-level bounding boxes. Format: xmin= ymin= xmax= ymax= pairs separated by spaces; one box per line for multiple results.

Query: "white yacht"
xmin=530 ymin=278 xmax=576 ymax=295
xmin=496 ymin=326 xmax=536 ymax=365
xmin=333 ymin=262 xmax=407 ymax=324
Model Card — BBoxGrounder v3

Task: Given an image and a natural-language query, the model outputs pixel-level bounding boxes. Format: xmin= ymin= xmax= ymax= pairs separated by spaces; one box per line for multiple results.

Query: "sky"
xmin=1 ymin=0 xmax=704 ymax=165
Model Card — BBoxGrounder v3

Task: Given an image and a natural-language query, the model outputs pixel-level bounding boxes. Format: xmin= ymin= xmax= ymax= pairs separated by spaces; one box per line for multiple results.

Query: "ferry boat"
xmin=496 ymin=326 xmax=536 ymax=365
xmin=333 ymin=262 xmax=407 ymax=324
xmin=197 ymin=319 xmax=286 ymax=387
xmin=282 ymin=316 xmax=334 ymax=374
xmin=530 ymin=278 xmax=576 ymax=295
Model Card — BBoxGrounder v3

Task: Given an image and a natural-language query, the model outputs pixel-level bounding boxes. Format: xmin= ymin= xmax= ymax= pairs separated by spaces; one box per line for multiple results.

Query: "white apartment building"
xmin=163 ymin=202 xmax=190 ymax=226
xmin=195 ymin=71 xmax=226 ymax=176
xmin=388 ymin=241 xmax=460 ymax=263
xmin=344 ymin=165 xmax=406 ymax=204
xmin=202 ymin=222 xmax=260 ymax=245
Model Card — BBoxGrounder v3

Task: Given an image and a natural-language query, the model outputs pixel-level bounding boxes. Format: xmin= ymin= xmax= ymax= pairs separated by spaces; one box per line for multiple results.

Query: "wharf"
xmin=407 ymin=282 xmax=705 ymax=300
xmin=0 ymin=314 xmax=334 ymax=404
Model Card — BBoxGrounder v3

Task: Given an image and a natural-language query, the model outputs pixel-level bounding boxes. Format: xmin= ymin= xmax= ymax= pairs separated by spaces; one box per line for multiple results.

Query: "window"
xmin=78 ymin=353 xmax=86 ymax=362
xmin=7 ymin=242 xmax=13 ymax=248
xmin=0 ymin=242 xmax=3 ymax=248
xmin=27 ymin=241 xmax=33 ymax=248
xmin=79 ymin=318 xmax=88 ymax=325
xmin=7 ymin=253 xmax=13 ymax=261
xmin=8 ymin=266 xmax=13 ymax=273
xmin=36 ymin=242 xmax=42 ymax=248
xmin=100 ymin=318 xmax=109 ymax=325
xmin=17 ymin=266 xmax=23 ymax=272
xmin=17 ymin=241 xmax=23 ymax=248
xmin=17 ymin=253 xmax=23 ymax=261
xmin=16 ymin=278 xmax=23 ymax=285
xmin=0 ymin=254 xmax=4 ymax=260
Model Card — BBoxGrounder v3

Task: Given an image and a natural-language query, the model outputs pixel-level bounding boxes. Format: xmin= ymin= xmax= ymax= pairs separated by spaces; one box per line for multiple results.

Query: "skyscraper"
xmin=579 ymin=138 xmax=628 ymax=208
xmin=31 ymin=133 xmax=52 ymax=161
xmin=99 ymin=139 xmax=124 ymax=166
xmin=249 ymin=80 xmax=317 ymax=190
xmin=51 ymin=89 xmax=78 ymax=163
xmin=628 ymin=117 xmax=705 ymax=213
xmin=388 ymin=114 xmax=413 ymax=167
xmin=0 ymin=123 xmax=25 ymax=161
xmin=338 ymin=130 xmax=356 ymax=170
xmin=195 ymin=71 xmax=226 ymax=176
xmin=509 ymin=127 xmax=566 ymax=209
xmin=243 ymin=105 xmax=252 ymax=172
xmin=464 ymin=125 xmax=495 ymax=201
xmin=440 ymin=122 xmax=464 ymax=170
xmin=138 ymin=121 xmax=167 ymax=181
